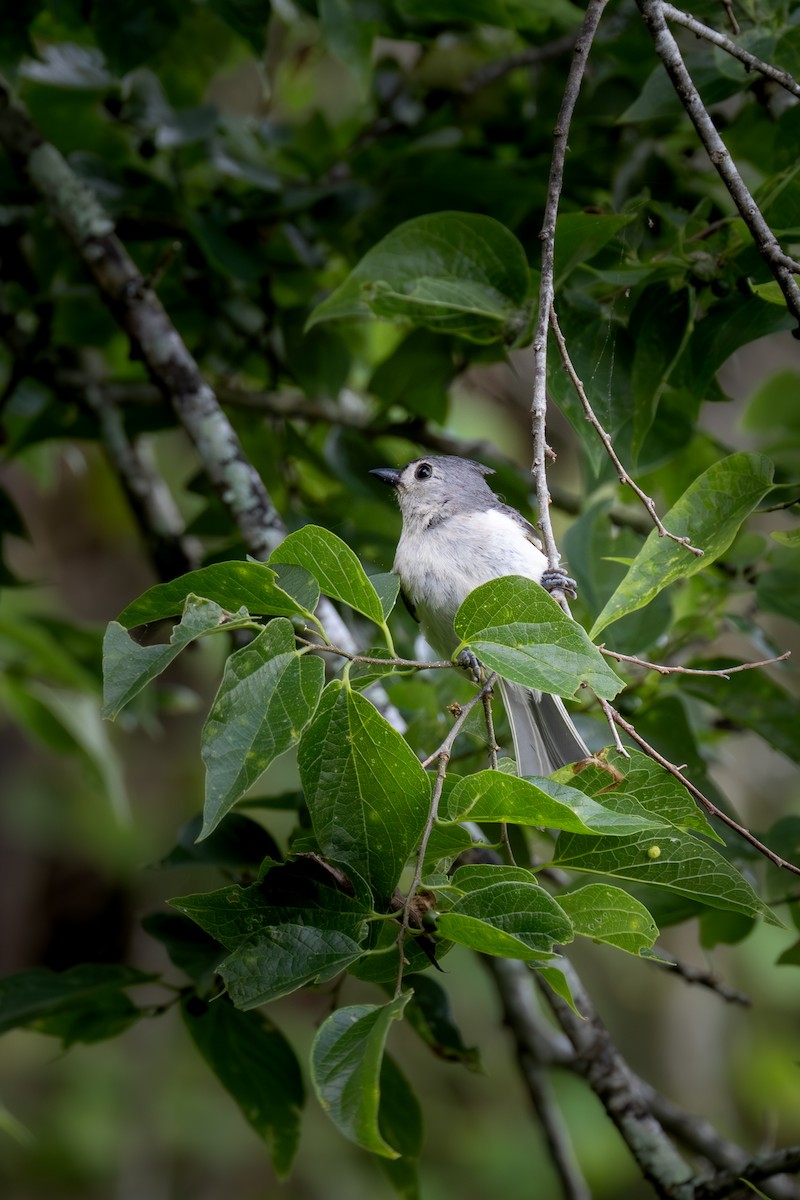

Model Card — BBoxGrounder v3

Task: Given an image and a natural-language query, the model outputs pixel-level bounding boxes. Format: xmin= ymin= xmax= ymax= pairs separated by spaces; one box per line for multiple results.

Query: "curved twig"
xmin=601 ymin=647 xmax=791 ymax=677
xmin=550 ymin=306 xmax=705 ymax=556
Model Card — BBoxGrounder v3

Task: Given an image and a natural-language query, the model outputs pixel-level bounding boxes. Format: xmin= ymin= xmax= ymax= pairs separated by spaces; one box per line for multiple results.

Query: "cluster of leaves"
xmin=1 ymin=0 xmax=800 ymax=1194
xmin=2 ymin=505 xmax=791 ymax=1188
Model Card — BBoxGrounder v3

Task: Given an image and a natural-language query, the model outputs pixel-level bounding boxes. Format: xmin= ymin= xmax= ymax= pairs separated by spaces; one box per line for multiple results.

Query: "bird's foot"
xmin=541 ymin=566 xmax=578 ymax=600
xmin=456 ymin=648 xmax=483 ymax=683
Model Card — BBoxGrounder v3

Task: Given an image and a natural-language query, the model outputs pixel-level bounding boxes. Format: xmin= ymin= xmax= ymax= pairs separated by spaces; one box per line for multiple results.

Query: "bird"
xmin=370 ymin=454 xmax=589 ymax=776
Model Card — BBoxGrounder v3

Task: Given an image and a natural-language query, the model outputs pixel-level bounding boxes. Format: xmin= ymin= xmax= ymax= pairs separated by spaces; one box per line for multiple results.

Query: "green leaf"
xmin=307 ymin=212 xmax=531 ymax=345
xmin=270 ymin=525 xmax=386 ymax=624
xmin=681 ymin=660 xmax=800 ymax=765
xmin=757 ymin=566 xmax=800 ymax=621
xmin=443 ymin=770 xmax=669 ymax=836
xmin=770 ymin=529 xmax=800 ymax=548
xmin=551 ymin=750 xmax=721 ymax=840
xmin=142 ymin=912 xmax=225 ymax=983
xmin=311 ymin=994 xmax=411 ymax=1158
xmin=454 ymin=576 xmax=624 ymax=700
xmin=160 ymin=812 xmax=280 ymax=868
xmin=103 ymin=595 xmax=238 ymax=720
xmin=558 ymin=884 xmax=659 ymax=956
xmin=377 ymin=1055 xmax=423 ymax=1199
xmin=182 ymin=994 xmax=303 ymax=1178
xmin=0 ymin=965 xmax=154 ymax=1043
xmin=370 ymin=573 xmax=402 ymax=620
xmin=553 ymin=829 xmax=776 ymax=923
xmin=554 ymin=212 xmax=633 ymax=285
xmin=298 ymin=683 xmax=431 ymax=904
xmin=368 ymin=329 xmax=453 ymax=423
xmin=590 ymin=454 xmax=775 ymax=637
xmin=200 ymin=619 xmax=325 ymax=838
xmin=219 ymin=924 xmax=365 ymax=1008
xmin=171 ymin=858 xmax=371 ymax=950
xmin=117 ymin=561 xmax=319 ymax=628
xmin=435 ymin=864 xmax=573 ymax=960
xmin=400 ymin=975 xmax=480 ymax=1070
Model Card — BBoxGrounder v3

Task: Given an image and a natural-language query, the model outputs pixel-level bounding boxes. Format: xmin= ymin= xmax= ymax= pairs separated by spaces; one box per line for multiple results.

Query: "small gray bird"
xmin=370 ymin=455 xmax=589 ymax=776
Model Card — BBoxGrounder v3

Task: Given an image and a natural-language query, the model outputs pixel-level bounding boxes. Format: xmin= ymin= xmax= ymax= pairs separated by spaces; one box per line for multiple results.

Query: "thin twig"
xmin=530 ymin=0 xmax=611 ymax=599
xmin=720 ymin=0 xmax=740 ymax=36
xmin=601 ymin=647 xmax=791 ymax=677
xmin=663 ymin=2 xmax=800 ymax=99
xmin=550 ymin=306 xmax=705 ymax=556
xmin=635 ymin=0 xmax=800 ymax=326
xmin=295 ymin=636 xmax=453 ymax=670
xmin=598 ymin=698 xmax=800 ymax=877
xmin=481 ymin=686 xmax=517 ymax=863
xmin=396 ymin=675 xmax=498 ymax=996
xmin=649 ymin=955 xmax=751 ymax=1006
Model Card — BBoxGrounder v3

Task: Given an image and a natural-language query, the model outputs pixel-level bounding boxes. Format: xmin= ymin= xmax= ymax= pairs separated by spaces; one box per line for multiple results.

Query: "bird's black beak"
xmin=370 ymin=467 xmax=402 ymax=488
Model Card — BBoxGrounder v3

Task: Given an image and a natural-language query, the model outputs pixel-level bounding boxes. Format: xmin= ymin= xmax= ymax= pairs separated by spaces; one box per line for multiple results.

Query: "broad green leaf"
xmin=377 ymin=1055 xmax=423 ymax=1200
xmin=160 ymin=812 xmax=280 ymax=868
xmin=270 ymin=525 xmax=385 ymax=624
xmin=551 ymin=750 xmax=720 ymax=840
xmin=370 ymin=572 xmax=402 ymax=620
xmin=182 ymin=994 xmax=303 ymax=1178
xmin=368 ymin=328 xmax=453 ymax=423
xmin=554 ymin=212 xmax=633 ymax=285
xmin=443 ymin=770 xmax=668 ymax=836
xmin=683 ymin=294 xmax=795 ymax=404
xmin=629 ymin=284 xmax=692 ymax=459
xmin=454 ymin=576 xmax=624 ymax=700
xmin=171 ymin=859 xmax=370 ymax=950
xmin=311 ymin=994 xmax=411 ymax=1158
xmin=559 ymin=884 xmax=659 ymax=956
xmin=553 ymin=829 xmax=776 ymax=923
xmin=117 ymin=561 xmax=319 ymax=628
xmin=681 ymin=660 xmax=800 ymax=765
xmin=0 ymin=965 xmax=154 ymax=1043
xmin=298 ymin=682 xmax=431 ymax=904
xmin=435 ymin=864 xmax=573 ymax=960
xmin=142 ymin=912 xmax=225 ymax=983
xmin=770 ymin=529 xmax=800 ymax=548
xmin=757 ymin=566 xmax=800 ymax=621
xmin=307 ymin=212 xmax=530 ymax=345
xmin=103 ymin=595 xmax=240 ymax=719
xmin=536 ymin=964 xmax=583 ymax=1014
xmin=219 ymin=925 xmax=365 ymax=1008
xmin=200 ymin=619 xmax=325 ymax=838
xmin=400 ymin=975 xmax=480 ymax=1070
xmin=590 ymin=454 xmax=775 ymax=637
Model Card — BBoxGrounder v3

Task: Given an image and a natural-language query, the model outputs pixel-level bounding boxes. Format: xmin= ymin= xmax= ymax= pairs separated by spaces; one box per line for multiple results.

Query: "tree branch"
xmin=598 ymin=698 xmax=800 ymax=877
xmin=531 ymin=0 xmax=611 ymax=593
xmin=635 ymin=0 xmax=800 ymax=327
xmin=695 ymin=1148 xmax=800 ymax=1200
xmin=538 ymin=960 xmax=697 ymax=1199
xmin=485 ymin=959 xmax=589 ymax=1200
xmin=649 ymin=954 xmax=751 ymax=1006
xmin=662 ymin=2 xmax=800 ymax=100
xmin=462 ymin=32 xmax=578 ymax=94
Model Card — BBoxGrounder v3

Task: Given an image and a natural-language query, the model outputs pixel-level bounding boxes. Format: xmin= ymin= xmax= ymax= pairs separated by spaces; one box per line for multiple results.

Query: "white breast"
xmin=394 ymin=508 xmax=547 ymax=658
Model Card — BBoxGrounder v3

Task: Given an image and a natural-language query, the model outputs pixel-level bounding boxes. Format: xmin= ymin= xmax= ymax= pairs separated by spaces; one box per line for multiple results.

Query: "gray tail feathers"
xmin=499 ymin=681 xmax=589 ymax=777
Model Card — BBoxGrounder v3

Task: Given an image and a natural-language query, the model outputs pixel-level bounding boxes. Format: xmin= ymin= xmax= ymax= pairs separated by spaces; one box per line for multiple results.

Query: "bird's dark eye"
xmin=415 ymin=463 xmax=433 ymax=481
